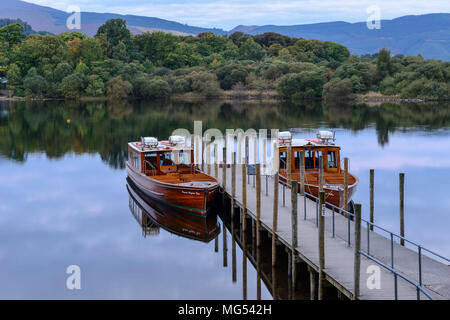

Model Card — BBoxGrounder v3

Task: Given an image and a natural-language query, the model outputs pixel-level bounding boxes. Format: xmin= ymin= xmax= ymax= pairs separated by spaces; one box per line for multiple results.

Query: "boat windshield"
xmin=160 ymin=152 xmax=176 ymax=166
xmin=160 ymin=150 xmax=192 ymax=167
xmin=328 ymin=151 xmax=338 ymax=168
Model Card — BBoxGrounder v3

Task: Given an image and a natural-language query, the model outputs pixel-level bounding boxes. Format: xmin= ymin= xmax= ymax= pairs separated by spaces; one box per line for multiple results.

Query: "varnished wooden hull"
xmin=280 ymin=174 xmax=358 ymax=209
xmin=127 ymin=179 xmax=220 ymax=242
xmin=126 ymin=163 xmax=219 ymax=217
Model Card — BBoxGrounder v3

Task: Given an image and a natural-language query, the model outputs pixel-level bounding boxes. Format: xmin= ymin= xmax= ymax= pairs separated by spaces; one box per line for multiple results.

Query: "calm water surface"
xmin=0 ymin=100 xmax=449 ymax=299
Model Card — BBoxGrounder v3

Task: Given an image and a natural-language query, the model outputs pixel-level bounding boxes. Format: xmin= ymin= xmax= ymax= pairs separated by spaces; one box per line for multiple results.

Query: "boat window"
xmin=160 ymin=152 xmax=176 ymax=167
xmin=328 ymin=151 xmax=337 ymax=169
xmin=177 ymin=151 xmax=191 ymax=166
xmin=294 ymin=151 xmax=300 ymax=169
xmin=279 ymin=151 xmax=287 ymax=170
xmin=315 ymin=150 xmax=324 ymax=168
xmin=144 ymin=153 xmax=158 ymax=171
xmin=129 ymin=150 xmax=141 ymax=171
xmin=305 ymin=149 xmax=314 ymax=169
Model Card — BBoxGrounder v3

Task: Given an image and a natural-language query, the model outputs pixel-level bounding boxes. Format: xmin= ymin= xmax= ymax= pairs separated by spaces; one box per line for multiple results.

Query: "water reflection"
xmin=1 ymin=100 xmax=449 ymax=168
xmin=1 ymin=99 xmax=449 ymax=298
xmin=126 ymin=178 xmax=220 ymax=242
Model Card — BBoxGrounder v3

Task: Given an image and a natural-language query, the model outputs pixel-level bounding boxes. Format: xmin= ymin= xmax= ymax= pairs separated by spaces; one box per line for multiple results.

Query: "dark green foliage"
xmin=0 ymin=18 xmax=448 ymax=100
xmin=277 ymin=70 xmax=325 ymax=99
xmin=215 ymin=64 xmax=250 ymax=90
xmin=323 ymin=78 xmax=354 ymax=101
xmin=134 ymin=78 xmax=171 ymax=98
xmin=105 ymin=76 xmax=133 ymax=99
xmin=60 ymin=73 xmax=87 ymax=98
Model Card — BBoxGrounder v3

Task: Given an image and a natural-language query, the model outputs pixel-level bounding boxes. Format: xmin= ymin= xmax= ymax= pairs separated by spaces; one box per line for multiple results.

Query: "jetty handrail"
xmin=359 ymin=251 xmax=433 ymax=300
xmin=266 ymin=174 xmax=450 ymax=293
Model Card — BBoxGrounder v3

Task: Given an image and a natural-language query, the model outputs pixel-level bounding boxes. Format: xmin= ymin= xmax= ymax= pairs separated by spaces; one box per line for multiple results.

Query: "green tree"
xmin=376 ymin=48 xmax=392 ymax=82
xmin=96 ymin=19 xmax=131 ymax=48
xmin=0 ymin=24 xmax=26 ymax=46
xmin=60 ymin=73 xmax=87 ymax=98
xmin=277 ymin=70 xmax=325 ymax=99
xmin=323 ymin=78 xmax=354 ymax=101
xmin=105 ymin=76 xmax=133 ymax=99
xmin=6 ymin=63 xmax=21 ymax=91
xmin=238 ymin=38 xmax=265 ymax=61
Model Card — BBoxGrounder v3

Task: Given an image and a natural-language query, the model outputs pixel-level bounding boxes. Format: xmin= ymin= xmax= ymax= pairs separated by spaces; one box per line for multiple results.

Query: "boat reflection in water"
xmin=126 ymin=178 xmax=220 ymax=242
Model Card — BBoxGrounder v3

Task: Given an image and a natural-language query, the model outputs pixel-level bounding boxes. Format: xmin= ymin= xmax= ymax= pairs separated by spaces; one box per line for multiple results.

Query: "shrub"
xmin=189 ymin=71 xmax=222 ymax=97
xmin=105 ymin=76 xmax=133 ymax=99
xmin=277 ymin=70 xmax=325 ymax=99
xmin=60 ymin=73 xmax=87 ymax=98
xmin=322 ymin=78 xmax=354 ymax=101
xmin=135 ymin=78 xmax=171 ymax=98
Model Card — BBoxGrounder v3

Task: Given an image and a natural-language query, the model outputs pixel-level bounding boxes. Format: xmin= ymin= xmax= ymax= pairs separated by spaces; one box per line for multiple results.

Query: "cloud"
xmin=23 ymin=0 xmax=450 ymax=29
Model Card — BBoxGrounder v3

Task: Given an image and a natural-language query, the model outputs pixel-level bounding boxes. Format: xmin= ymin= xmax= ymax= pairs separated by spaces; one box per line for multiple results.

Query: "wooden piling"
xmin=319 ymin=155 xmax=324 ymax=192
xmin=291 ymin=180 xmax=298 ymax=292
xmin=191 ymin=135 xmax=194 ymax=167
xmin=222 ymin=147 xmax=227 ymax=190
xmin=273 ymin=140 xmax=279 ymax=173
xmin=256 ymin=163 xmax=261 ymax=248
xmin=272 ymin=172 xmax=279 ymax=268
xmin=214 ymin=144 xmax=218 ymax=179
xmin=243 ymin=224 xmax=247 ymax=300
xmin=245 ymin=135 xmax=249 ymax=164
xmin=354 ymin=203 xmax=362 ymax=300
xmin=400 ymin=173 xmax=405 ymax=246
xmin=195 ymin=135 xmax=200 ymax=169
xmin=223 ymin=220 xmax=228 ymax=267
xmin=287 ymin=145 xmax=292 ymax=185
xmin=344 ymin=158 xmax=349 ymax=211
xmin=206 ymin=135 xmax=211 ymax=175
xmin=370 ymin=169 xmax=374 ymax=231
xmin=215 ymin=234 xmax=219 ymax=252
xmin=318 ymin=191 xmax=325 ymax=300
xmin=202 ymin=138 xmax=205 ymax=172
xmin=257 ymin=245 xmax=261 ymax=300
xmin=300 ymin=150 xmax=305 ymax=195
xmin=262 ymin=138 xmax=267 ymax=175
xmin=254 ymin=134 xmax=257 ymax=166
xmin=231 ymin=152 xmax=237 ymax=283
xmin=238 ymin=133 xmax=242 ymax=165
xmin=242 ymin=157 xmax=247 ymax=232
xmin=309 ymin=266 xmax=317 ymax=300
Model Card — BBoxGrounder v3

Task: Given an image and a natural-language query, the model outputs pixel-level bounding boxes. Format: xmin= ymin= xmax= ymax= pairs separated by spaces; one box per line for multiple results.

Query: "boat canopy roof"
xmin=287 ymin=138 xmax=339 ymax=148
xmin=128 ymin=141 xmax=193 ymax=153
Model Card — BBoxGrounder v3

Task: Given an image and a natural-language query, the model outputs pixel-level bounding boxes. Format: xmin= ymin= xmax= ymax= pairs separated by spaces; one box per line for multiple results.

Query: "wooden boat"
xmin=126 ymin=136 xmax=219 ymax=217
xmin=127 ymin=178 xmax=220 ymax=242
xmin=277 ymin=131 xmax=358 ymax=209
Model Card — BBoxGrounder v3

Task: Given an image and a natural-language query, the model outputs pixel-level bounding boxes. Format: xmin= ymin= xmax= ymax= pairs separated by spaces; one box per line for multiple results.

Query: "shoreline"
xmin=0 ymin=91 xmax=446 ymax=103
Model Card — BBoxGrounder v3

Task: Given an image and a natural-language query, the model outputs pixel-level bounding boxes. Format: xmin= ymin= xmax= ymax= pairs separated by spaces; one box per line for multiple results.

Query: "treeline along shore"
xmin=0 ymin=18 xmax=449 ymax=102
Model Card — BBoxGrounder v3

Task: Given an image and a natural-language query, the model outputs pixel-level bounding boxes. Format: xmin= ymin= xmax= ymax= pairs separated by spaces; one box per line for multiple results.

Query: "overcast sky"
xmin=25 ymin=0 xmax=450 ymax=30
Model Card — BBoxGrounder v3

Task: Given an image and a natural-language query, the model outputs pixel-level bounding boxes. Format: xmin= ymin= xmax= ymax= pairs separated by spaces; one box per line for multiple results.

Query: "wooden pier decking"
xmin=212 ymin=164 xmax=450 ymax=300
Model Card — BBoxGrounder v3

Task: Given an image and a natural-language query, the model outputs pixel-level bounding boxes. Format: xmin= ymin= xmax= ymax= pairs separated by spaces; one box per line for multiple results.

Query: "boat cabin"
xmin=128 ymin=136 xmax=195 ymax=177
xmin=278 ymin=131 xmax=341 ymax=175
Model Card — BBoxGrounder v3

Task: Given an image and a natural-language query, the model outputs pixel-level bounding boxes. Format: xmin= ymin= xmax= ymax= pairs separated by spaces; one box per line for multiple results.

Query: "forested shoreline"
xmin=0 ymin=18 xmax=449 ymax=102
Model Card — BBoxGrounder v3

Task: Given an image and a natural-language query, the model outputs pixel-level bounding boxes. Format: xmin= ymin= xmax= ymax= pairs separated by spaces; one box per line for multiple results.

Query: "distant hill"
xmin=0 ymin=0 xmax=449 ymax=60
xmin=0 ymin=18 xmax=49 ymax=35
xmin=230 ymin=14 xmax=450 ymax=61
xmin=0 ymin=0 xmax=226 ymax=36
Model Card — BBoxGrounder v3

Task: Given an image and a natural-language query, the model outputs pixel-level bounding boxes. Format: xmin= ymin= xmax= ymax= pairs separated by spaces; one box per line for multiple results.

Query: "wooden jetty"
xmin=209 ymin=158 xmax=450 ymax=300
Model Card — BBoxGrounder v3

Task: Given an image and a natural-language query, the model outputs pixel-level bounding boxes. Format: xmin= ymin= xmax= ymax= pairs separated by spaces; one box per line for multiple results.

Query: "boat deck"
xmin=150 ymin=172 xmax=218 ymax=188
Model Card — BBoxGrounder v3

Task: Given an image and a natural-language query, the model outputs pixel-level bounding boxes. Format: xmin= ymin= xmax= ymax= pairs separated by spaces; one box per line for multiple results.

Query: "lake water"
xmin=0 ymin=99 xmax=449 ymax=299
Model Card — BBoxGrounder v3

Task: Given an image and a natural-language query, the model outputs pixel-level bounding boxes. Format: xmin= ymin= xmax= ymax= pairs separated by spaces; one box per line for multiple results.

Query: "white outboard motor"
xmin=141 ymin=137 xmax=158 ymax=148
xmin=317 ymin=130 xmax=335 ymax=144
xmin=278 ymin=131 xmax=292 ymax=146
xmin=169 ymin=135 xmax=186 ymax=146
